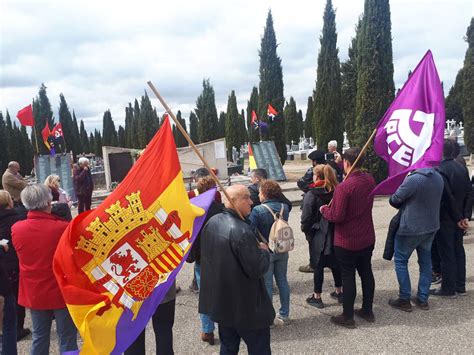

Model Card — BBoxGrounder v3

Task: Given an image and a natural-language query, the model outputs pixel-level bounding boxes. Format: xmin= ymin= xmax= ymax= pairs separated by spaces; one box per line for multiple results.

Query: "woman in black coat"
xmin=300 ymin=165 xmax=342 ymax=309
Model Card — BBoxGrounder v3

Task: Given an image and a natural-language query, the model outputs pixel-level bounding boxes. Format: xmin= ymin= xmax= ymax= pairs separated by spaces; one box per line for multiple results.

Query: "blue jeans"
xmin=264 ymin=252 xmax=290 ymax=318
xmin=30 ymin=308 xmax=78 ymax=355
xmin=194 ymin=263 xmax=215 ymax=333
xmin=1 ymin=294 xmax=17 ymax=355
xmin=394 ymin=233 xmax=434 ymax=303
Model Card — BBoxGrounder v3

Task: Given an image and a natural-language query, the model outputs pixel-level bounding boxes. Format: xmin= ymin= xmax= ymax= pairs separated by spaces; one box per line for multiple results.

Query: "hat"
xmin=308 ymin=150 xmax=325 ymax=164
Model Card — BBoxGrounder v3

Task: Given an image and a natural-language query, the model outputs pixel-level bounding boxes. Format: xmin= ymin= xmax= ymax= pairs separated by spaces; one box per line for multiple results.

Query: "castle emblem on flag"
xmin=75 ymin=191 xmax=190 ymax=313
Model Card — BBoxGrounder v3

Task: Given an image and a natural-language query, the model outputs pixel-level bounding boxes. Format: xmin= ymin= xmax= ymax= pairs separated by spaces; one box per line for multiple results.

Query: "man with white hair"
xmin=73 ymin=157 xmax=94 ymax=213
xmin=327 ymin=140 xmax=342 ymax=164
xmin=199 ymin=185 xmax=274 ymax=354
xmin=2 ymin=161 xmax=28 ymax=205
xmin=11 ymin=184 xmax=78 ymax=354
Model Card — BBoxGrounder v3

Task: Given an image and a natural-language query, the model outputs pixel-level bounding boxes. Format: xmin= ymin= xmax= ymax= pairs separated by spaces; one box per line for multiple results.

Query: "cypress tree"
xmin=5 ymin=112 xmax=15 ymax=162
xmin=217 ymin=111 xmax=226 ymax=139
xmin=341 ymin=19 xmax=361 ymax=146
xmin=225 ymin=91 xmax=244 ymax=160
xmin=89 ymin=132 xmax=96 ymax=155
xmin=174 ymin=110 xmax=188 ymax=147
xmin=304 ymin=96 xmax=314 ymax=138
xmin=94 ymin=130 xmax=103 ymax=157
xmin=355 ymin=0 xmax=394 ymax=181
xmin=20 ymin=126 xmax=34 ymax=174
xmin=58 ymin=94 xmax=75 ymax=154
xmin=258 ymin=10 xmax=286 ymax=164
xmin=297 ymin=109 xmax=304 ymax=138
xmin=246 ymin=86 xmax=259 ymax=143
xmin=124 ymin=103 xmax=133 ymax=148
xmin=102 ymin=110 xmax=117 ymax=147
xmin=133 ymin=99 xmax=141 ymax=148
xmin=463 ymin=18 xmax=474 ymax=152
xmin=118 ymin=126 xmax=126 ymax=147
xmin=138 ymin=92 xmax=156 ymax=148
xmin=445 ymin=68 xmax=464 ymax=123
xmin=0 ymin=112 xmax=8 ymax=174
xmin=72 ymin=111 xmax=82 ymax=156
xmin=80 ymin=120 xmax=90 ymax=153
xmin=32 ymin=84 xmax=54 ymax=154
xmin=240 ymin=109 xmax=248 ymax=144
xmin=189 ymin=112 xmax=199 ymax=144
xmin=313 ymin=0 xmax=343 ymax=151
xmin=196 ymin=79 xmax=219 ymax=143
xmin=284 ymin=98 xmax=299 ymax=145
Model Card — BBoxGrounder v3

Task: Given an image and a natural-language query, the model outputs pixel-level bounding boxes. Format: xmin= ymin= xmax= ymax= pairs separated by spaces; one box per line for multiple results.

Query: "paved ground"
xmin=17 ymin=196 xmax=474 ymax=354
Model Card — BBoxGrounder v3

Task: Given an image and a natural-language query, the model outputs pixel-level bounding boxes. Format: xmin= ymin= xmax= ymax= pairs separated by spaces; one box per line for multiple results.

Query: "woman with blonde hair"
xmin=44 ymin=175 xmax=70 ymax=205
xmin=301 ymin=164 xmax=342 ymax=309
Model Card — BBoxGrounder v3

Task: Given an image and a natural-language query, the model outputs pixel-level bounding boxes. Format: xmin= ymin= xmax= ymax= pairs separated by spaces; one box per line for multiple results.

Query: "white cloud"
xmin=0 ymin=0 xmax=472 ymax=132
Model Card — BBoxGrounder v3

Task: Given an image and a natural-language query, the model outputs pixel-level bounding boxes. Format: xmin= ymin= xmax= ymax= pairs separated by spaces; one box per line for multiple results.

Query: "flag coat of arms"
xmin=372 ymin=50 xmax=445 ymax=195
xmin=54 ymin=117 xmax=214 ymax=354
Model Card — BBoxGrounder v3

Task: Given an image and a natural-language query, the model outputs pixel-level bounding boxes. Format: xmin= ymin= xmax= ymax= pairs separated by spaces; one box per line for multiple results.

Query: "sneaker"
xmin=330 ymin=291 xmax=343 ymax=304
xmin=330 ymin=314 xmax=356 ymax=329
xmin=411 ymin=296 xmax=429 ymax=310
xmin=276 ymin=313 xmax=290 ymax=325
xmin=429 ymin=288 xmax=457 ymax=299
xmin=431 ymin=273 xmax=442 ymax=285
xmin=306 ymin=295 xmax=325 ymax=309
xmin=354 ymin=308 xmax=375 ymax=322
xmin=201 ymin=332 xmax=215 ymax=346
xmin=298 ymin=264 xmax=314 ymax=273
xmin=17 ymin=328 xmax=31 ymax=341
xmin=456 ymin=290 xmax=467 ymax=297
xmin=388 ymin=298 xmax=412 ymax=312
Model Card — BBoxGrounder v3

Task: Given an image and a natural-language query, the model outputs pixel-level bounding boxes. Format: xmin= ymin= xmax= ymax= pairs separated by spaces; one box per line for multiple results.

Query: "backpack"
xmin=261 ymin=204 xmax=294 ymax=253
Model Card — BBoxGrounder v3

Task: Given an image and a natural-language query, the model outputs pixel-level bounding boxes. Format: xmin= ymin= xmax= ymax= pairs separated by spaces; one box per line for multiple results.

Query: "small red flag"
xmin=52 ymin=123 xmax=64 ymax=139
xmin=42 ymin=122 xmax=51 ymax=149
xmin=267 ymin=104 xmax=278 ymax=118
xmin=16 ymin=105 xmax=34 ymax=126
xmin=251 ymin=110 xmax=258 ymax=125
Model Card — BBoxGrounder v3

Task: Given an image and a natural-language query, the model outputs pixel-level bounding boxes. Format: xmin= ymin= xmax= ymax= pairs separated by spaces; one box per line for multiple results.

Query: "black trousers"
xmin=334 ymin=245 xmax=375 ymax=319
xmin=7 ymin=269 xmax=25 ymax=330
xmin=436 ymin=223 xmax=466 ymax=294
xmin=218 ymin=325 xmax=271 ymax=355
xmin=313 ymin=254 xmax=342 ymax=294
xmin=77 ymin=195 xmax=92 ymax=214
xmin=124 ymin=300 xmax=175 ymax=355
xmin=431 ymin=235 xmax=441 ymax=274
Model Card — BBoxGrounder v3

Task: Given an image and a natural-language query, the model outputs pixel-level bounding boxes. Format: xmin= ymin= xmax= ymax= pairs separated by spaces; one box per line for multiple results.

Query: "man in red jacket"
xmin=321 ymin=148 xmax=376 ymax=329
xmin=12 ymin=184 xmax=77 ymax=354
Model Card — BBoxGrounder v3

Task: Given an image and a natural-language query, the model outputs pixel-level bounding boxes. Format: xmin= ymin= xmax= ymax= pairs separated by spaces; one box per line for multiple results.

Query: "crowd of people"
xmin=0 ymin=137 xmax=471 ymax=355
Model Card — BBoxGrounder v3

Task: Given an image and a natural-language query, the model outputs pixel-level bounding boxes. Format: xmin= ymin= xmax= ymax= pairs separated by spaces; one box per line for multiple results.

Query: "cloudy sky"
xmin=1 ymin=0 xmax=472 ymax=132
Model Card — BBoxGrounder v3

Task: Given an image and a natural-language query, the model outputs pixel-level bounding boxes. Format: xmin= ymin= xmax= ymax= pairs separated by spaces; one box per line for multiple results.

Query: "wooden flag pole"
xmin=32 ymin=125 xmax=40 ymax=155
xmin=343 ymin=128 xmax=377 ymax=181
xmin=147 ymin=81 xmax=245 ymax=221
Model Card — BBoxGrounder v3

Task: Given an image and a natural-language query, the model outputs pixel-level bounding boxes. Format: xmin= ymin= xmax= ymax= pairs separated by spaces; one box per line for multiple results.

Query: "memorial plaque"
xmin=35 ymin=154 xmax=76 ymax=201
xmin=250 ymin=141 xmax=286 ymax=181
xmin=109 ymin=152 xmax=134 ymax=184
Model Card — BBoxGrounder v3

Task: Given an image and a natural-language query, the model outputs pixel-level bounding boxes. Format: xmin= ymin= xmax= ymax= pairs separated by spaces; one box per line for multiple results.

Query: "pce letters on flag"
xmin=372 ymin=50 xmax=445 ymax=195
xmin=54 ymin=116 xmax=214 ymax=354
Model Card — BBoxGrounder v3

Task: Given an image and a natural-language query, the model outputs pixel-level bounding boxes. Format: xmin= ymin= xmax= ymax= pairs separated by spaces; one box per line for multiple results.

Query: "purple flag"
xmin=372 ymin=50 xmax=445 ymax=195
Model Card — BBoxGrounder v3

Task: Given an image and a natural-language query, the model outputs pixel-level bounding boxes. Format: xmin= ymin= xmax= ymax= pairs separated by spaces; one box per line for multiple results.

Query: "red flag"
xmin=42 ymin=122 xmax=51 ymax=149
xmin=251 ymin=110 xmax=258 ymax=125
xmin=51 ymin=123 xmax=64 ymax=139
xmin=16 ymin=105 xmax=34 ymax=126
xmin=267 ymin=104 xmax=278 ymax=118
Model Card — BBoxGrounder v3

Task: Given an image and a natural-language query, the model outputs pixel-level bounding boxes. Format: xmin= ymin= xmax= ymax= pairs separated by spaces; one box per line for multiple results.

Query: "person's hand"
xmin=319 ymin=205 xmax=327 ymax=214
xmin=83 ymin=166 xmax=89 ymax=171
xmin=334 ymin=151 xmax=342 ymax=163
xmin=457 ymin=218 xmax=469 ymax=231
xmin=259 ymin=242 xmax=269 ymax=251
xmin=1 ymin=244 xmax=9 ymax=252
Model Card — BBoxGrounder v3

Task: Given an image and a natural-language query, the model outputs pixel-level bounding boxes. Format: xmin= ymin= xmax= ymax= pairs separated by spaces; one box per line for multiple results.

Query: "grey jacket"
xmin=389 ymin=168 xmax=444 ymax=236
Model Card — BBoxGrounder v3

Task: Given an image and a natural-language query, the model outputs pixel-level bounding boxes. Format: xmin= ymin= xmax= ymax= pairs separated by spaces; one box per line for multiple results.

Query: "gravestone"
xmin=35 ymin=153 xmax=76 ymax=201
xmin=249 ymin=141 xmax=286 ymax=181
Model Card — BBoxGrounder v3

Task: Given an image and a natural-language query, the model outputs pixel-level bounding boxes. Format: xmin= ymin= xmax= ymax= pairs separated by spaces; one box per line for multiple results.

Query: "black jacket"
xmin=0 ymin=208 xmax=25 ymax=273
xmin=187 ymin=201 xmax=224 ymax=264
xmin=248 ymin=182 xmax=293 ymax=212
xmin=438 ymin=158 xmax=472 ymax=226
xmin=297 ymin=168 xmax=314 ymax=193
xmin=199 ymin=209 xmax=275 ymax=330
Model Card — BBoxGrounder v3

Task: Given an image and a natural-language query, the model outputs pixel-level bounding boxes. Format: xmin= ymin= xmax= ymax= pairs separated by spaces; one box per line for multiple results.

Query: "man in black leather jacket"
xmin=430 ymin=139 xmax=472 ymax=298
xmin=199 ymin=185 xmax=274 ymax=355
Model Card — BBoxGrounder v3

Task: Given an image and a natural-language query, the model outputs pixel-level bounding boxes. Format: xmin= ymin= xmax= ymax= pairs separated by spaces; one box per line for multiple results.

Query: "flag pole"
xmin=32 ymin=125 xmax=40 ymax=155
xmin=147 ymin=81 xmax=245 ymax=221
xmin=343 ymin=128 xmax=377 ymax=181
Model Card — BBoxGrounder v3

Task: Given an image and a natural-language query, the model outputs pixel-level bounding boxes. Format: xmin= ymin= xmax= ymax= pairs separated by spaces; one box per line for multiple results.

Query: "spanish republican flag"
xmin=248 ymin=143 xmax=257 ymax=170
xmin=54 ymin=116 xmax=214 ymax=354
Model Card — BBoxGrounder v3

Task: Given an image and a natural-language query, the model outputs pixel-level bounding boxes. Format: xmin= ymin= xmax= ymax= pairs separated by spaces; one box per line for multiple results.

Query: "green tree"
xmin=138 ymin=92 xmax=158 ymax=147
xmin=239 ymin=109 xmax=248 ymax=143
xmin=118 ymin=126 xmax=126 ymax=147
xmin=5 ymin=112 xmax=16 ymax=163
xmin=124 ymin=103 xmax=134 ymax=148
xmin=225 ymin=91 xmax=244 ymax=160
xmin=445 ymin=68 xmax=464 ymax=123
xmin=258 ymin=10 xmax=286 ymax=164
xmin=174 ymin=110 xmax=188 ymax=147
xmin=72 ymin=111 xmax=82 ymax=156
xmin=32 ymin=84 xmax=54 ymax=154
xmin=79 ymin=120 xmax=90 ymax=153
xmin=19 ymin=125 xmax=34 ymax=174
xmin=94 ymin=129 xmax=103 ymax=157
xmin=463 ymin=18 xmax=474 ymax=152
xmin=297 ymin=109 xmax=304 ymax=138
xmin=217 ymin=111 xmax=226 ymax=139
xmin=196 ymin=79 xmax=219 ymax=143
xmin=132 ymin=99 xmax=141 ymax=148
xmin=102 ymin=110 xmax=117 ymax=147
xmin=355 ymin=0 xmax=394 ymax=181
xmin=89 ymin=132 xmax=96 ymax=155
xmin=58 ymin=94 xmax=76 ymax=155
xmin=189 ymin=111 xmax=199 ymax=144
xmin=304 ymin=96 xmax=314 ymax=138
xmin=341 ymin=19 xmax=361 ymax=146
xmin=313 ymin=0 xmax=343 ymax=151
xmin=284 ymin=97 xmax=299 ymax=145
xmin=0 ymin=112 xmax=8 ymax=174
xmin=246 ymin=86 xmax=259 ymax=142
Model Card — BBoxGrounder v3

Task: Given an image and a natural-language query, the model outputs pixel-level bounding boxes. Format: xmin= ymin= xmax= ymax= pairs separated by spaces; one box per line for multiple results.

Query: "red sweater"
xmin=321 ymin=170 xmax=376 ymax=251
